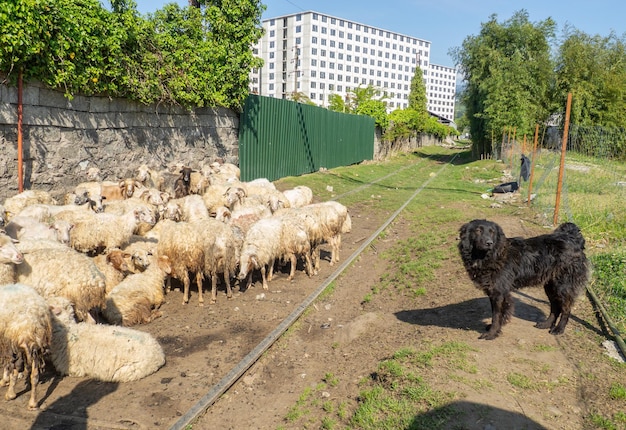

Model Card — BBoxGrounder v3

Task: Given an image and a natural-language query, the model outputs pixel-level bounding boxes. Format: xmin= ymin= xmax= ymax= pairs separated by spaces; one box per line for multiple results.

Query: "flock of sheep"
xmin=0 ymin=160 xmax=352 ymax=410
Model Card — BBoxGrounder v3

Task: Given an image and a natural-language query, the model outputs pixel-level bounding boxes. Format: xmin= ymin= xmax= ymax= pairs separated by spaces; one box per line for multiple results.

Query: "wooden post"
xmin=17 ymin=69 xmax=24 ymax=193
xmin=553 ymin=93 xmax=572 ymax=226
xmin=527 ymin=124 xmax=539 ymax=206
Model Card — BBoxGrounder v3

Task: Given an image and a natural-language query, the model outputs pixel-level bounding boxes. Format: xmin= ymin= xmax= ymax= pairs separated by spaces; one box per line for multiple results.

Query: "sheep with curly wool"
xmin=156 ymin=220 xmax=206 ymax=305
xmin=162 ymin=194 xmax=210 ymax=222
xmin=194 ymin=218 xmax=242 ymax=304
xmin=15 ymin=246 xmax=106 ymax=323
xmin=283 ymin=185 xmax=314 ymax=208
xmin=0 ymin=283 xmax=52 ymax=410
xmin=237 ymin=217 xmax=283 ymax=290
xmin=48 ymin=296 xmax=165 ymax=382
xmin=277 ymin=201 xmax=351 ymax=273
xmin=56 ymin=205 xmax=156 ymax=254
xmin=102 ymin=254 xmax=171 ymax=326
xmin=3 ymin=190 xmax=58 ymax=219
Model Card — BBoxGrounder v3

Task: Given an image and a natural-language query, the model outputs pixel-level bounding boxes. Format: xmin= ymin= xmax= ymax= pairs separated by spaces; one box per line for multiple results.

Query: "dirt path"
xmin=199 ymin=215 xmax=621 ymax=430
xmin=2 ymin=197 xmax=622 ymax=429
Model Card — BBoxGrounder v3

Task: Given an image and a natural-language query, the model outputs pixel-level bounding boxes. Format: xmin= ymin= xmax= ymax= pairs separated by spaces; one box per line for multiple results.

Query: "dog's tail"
xmin=555 ymin=222 xmax=586 ymax=250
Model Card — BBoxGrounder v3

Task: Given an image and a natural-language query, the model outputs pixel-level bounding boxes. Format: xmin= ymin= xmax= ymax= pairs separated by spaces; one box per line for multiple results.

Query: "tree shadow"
xmin=30 ymin=379 xmax=118 ymax=430
xmin=409 ymin=400 xmax=549 ymax=429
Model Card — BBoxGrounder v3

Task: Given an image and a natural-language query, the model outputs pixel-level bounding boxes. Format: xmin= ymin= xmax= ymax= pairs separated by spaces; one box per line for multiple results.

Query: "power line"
xmin=283 ymin=0 xmax=305 ymax=11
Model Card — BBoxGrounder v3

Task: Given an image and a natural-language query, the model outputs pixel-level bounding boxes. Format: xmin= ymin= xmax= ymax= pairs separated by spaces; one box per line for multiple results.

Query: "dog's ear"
xmin=458 ymin=222 xmax=472 ymax=253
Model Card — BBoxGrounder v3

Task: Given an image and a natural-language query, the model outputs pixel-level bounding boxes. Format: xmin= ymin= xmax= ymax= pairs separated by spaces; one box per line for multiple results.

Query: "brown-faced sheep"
xmin=92 ymin=249 xmax=132 ymax=294
xmin=0 ymin=283 xmax=52 ymax=410
xmin=102 ymin=254 xmax=171 ymax=326
xmin=101 ymin=178 xmax=144 ymax=202
xmin=48 ymin=296 xmax=165 ymax=382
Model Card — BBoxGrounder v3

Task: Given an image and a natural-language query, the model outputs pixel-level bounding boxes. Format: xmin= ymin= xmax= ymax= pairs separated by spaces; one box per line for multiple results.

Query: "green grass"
xmin=275 ymin=145 xmax=626 ymax=430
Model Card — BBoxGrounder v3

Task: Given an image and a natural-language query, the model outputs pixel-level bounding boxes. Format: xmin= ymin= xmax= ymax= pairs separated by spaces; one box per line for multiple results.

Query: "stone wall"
xmin=0 ymin=82 xmax=239 ymax=201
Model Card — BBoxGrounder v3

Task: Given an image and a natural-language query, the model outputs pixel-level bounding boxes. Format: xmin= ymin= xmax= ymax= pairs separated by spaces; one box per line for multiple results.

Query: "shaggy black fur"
xmin=458 ymin=219 xmax=589 ymax=340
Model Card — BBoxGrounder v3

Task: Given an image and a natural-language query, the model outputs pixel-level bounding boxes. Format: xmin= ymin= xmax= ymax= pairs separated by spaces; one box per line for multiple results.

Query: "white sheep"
xmin=237 ymin=217 xmax=283 ymax=290
xmin=48 ymin=296 xmax=165 ymax=382
xmin=0 ymin=203 xmax=8 ymax=226
xmin=15 ymin=246 xmax=106 ymax=323
xmin=162 ymin=194 xmax=210 ymax=222
xmin=0 ymin=232 xmax=24 ymax=284
xmin=283 ymin=185 xmax=314 ymax=208
xmin=0 ymin=283 xmax=52 ymax=410
xmin=194 ymin=218 xmax=242 ymax=304
xmin=3 ymin=190 xmax=58 ymax=219
xmin=102 ymin=254 xmax=171 ymax=326
xmin=135 ymin=164 xmax=165 ymax=190
xmin=56 ymin=205 xmax=156 ymax=254
xmin=5 ymin=216 xmax=73 ymax=245
xmin=277 ymin=201 xmax=351 ymax=272
xmin=156 ymin=220 xmax=206 ymax=305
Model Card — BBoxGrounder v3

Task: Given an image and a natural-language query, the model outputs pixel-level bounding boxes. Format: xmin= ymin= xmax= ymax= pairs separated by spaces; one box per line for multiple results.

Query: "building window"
xmin=312 ymin=24 xmax=318 ymax=32
xmin=296 ymin=37 xmax=301 ymax=45
xmin=270 ymin=19 xmax=275 ymax=26
xmin=296 ymin=25 xmax=301 ymax=33
xmin=269 ymin=30 xmax=275 ymax=37
xmin=322 ymin=15 xmax=327 ymax=23
xmin=321 ymin=27 xmax=327 ymax=34
xmin=313 ymin=13 xmax=318 ymax=20
xmin=269 ymin=41 xmax=275 ymax=49
xmin=269 ymin=73 xmax=274 ymax=80
xmin=269 ymin=62 xmax=275 ymax=69
xmin=296 ymin=13 xmax=302 ymax=21
xmin=269 ymin=83 xmax=274 ymax=90
xmin=269 ymin=52 xmax=275 ymax=59
xmin=330 ymin=29 xmax=336 ymax=36
xmin=311 ymin=48 xmax=317 ymax=55
xmin=311 ymin=59 xmax=317 ymax=66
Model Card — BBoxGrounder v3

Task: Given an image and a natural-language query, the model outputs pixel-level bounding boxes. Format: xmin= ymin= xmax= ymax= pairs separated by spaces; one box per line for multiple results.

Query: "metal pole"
xmin=553 ymin=92 xmax=572 ymax=226
xmin=527 ymin=124 xmax=539 ymax=206
xmin=17 ymin=68 xmax=24 ymax=193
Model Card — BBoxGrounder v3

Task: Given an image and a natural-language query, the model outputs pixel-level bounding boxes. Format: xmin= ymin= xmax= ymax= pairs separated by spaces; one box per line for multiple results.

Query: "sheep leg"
xmin=27 ymin=353 xmax=39 ymax=410
xmin=0 ymin=366 xmax=9 ymax=387
xmin=303 ymin=251 xmax=313 ymax=277
xmin=5 ymin=367 xmax=17 ymax=401
xmin=210 ymin=274 xmax=218 ymax=304
xmin=196 ymin=272 xmax=204 ymax=307
xmin=311 ymin=245 xmax=320 ymax=274
xmin=287 ymin=253 xmax=297 ymax=281
xmin=267 ymin=258 xmax=275 ymax=281
xmin=223 ymin=268 xmax=233 ymax=299
xmin=261 ymin=266 xmax=269 ymax=290
xmin=182 ymin=272 xmax=191 ymax=305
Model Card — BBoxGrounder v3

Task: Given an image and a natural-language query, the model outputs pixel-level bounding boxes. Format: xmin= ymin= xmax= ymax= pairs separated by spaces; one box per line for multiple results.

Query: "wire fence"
xmin=497 ymin=123 xmax=626 ymax=342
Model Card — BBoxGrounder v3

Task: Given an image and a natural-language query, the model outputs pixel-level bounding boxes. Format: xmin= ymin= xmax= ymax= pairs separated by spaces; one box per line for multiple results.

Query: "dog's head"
xmin=459 ymin=219 xmax=505 ymax=258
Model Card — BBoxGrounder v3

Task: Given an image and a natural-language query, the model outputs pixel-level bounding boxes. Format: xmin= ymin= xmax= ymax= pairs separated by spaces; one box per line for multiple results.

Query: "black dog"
xmin=458 ymin=219 xmax=589 ymax=340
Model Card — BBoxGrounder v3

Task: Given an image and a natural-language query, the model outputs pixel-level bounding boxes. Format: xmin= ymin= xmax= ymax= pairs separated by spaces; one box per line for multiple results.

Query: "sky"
xmin=132 ymin=0 xmax=625 ymax=67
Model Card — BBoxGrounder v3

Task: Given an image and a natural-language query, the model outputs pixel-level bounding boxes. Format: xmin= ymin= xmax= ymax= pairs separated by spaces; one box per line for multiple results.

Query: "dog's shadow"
xmin=395 ymin=295 xmax=547 ymax=335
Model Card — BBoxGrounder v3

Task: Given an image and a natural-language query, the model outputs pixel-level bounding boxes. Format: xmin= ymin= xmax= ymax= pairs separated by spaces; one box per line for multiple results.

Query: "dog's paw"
xmin=535 ymin=319 xmax=554 ymax=330
xmin=479 ymin=331 xmax=500 ymax=340
xmin=549 ymin=326 xmax=565 ymax=335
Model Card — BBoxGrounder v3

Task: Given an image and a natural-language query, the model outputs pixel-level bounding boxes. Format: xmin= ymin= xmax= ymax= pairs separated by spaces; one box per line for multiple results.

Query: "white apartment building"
xmin=250 ymin=11 xmax=456 ymax=122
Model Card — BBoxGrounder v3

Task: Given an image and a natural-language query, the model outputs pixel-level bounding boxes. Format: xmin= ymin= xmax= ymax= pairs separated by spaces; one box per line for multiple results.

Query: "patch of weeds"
xmin=532 ymin=344 xmax=557 ymax=352
xmin=506 ymin=372 xmax=535 ymax=390
xmin=448 ymin=373 xmax=493 ymax=391
xmin=320 ymin=416 xmax=336 ymax=429
xmin=609 ymin=382 xmax=626 ymax=400
xmin=323 ymin=373 xmax=339 ymax=387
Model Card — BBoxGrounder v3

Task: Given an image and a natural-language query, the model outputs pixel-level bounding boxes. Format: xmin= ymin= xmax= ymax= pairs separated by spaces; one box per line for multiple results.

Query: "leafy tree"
xmin=450 ymin=10 xmax=555 ymax=157
xmin=408 ymin=68 xmax=427 ymax=111
xmin=555 ymin=29 xmax=626 ymax=127
xmin=327 ymin=85 xmax=389 ymax=128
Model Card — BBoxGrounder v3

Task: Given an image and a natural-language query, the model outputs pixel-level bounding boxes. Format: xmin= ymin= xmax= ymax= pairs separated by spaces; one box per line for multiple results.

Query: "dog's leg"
xmin=480 ymin=294 xmax=504 ymax=340
xmin=550 ymin=294 xmax=573 ymax=335
xmin=536 ymin=281 xmax=559 ymax=330
xmin=502 ymin=292 xmax=515 ymax=325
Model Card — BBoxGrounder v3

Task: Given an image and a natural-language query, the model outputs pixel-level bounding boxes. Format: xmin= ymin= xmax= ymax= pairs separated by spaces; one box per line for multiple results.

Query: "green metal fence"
xmin=239 ymin=94 xmax=375 ymax=182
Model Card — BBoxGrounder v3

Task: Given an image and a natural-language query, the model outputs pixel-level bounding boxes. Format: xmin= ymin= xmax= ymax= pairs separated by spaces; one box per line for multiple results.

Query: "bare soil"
xmin=2 ymin=204 xmax=623 ymax=430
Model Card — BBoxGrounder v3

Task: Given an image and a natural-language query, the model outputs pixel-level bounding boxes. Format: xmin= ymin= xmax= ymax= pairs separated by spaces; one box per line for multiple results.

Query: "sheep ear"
xmin=118 ymin=180 xmax=125 ymax=188
xmin=134 ymin=180 xmax=143 ymax=188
